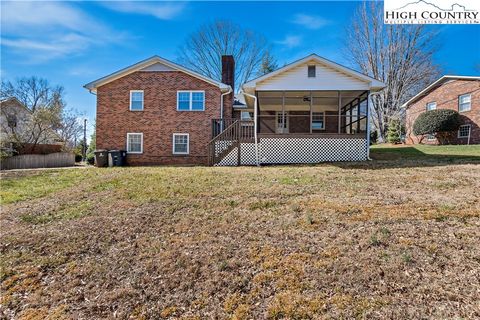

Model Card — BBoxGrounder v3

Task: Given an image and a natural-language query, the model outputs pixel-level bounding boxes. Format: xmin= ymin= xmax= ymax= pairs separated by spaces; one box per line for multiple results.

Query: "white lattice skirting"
xmin=215 ymin=137 xmax=368 ymax=166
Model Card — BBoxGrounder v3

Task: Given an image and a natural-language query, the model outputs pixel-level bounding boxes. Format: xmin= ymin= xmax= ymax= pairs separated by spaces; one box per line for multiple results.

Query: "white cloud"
xmin=291 ymin=14 xmax=329 ymax=30
xmin=100 ymin=1 xmax=187 ymax=20
xmin=0 ymin=2 xmax=126 ymax=63
xmin=2 ymin=34 xmax=93 ymax=62
xmin=276 ymin=35 xmax=302 ymax=49
xmin=2 ymin=2 xmax=102 ymax=34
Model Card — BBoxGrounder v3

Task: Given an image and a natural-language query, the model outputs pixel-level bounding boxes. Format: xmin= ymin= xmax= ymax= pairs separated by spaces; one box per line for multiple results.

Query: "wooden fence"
xmin=0 ymin=153 xmax=75 ymax=170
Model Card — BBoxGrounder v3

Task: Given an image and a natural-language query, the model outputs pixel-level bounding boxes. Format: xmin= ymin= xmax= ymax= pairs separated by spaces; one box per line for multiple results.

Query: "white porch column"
xmin=337 ymin=91 xmax=342 ymax=134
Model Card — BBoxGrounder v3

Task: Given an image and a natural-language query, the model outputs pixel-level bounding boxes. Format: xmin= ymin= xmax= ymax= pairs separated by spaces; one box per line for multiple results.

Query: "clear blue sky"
xmin=1 ymin=1 xmax=479 ymax=134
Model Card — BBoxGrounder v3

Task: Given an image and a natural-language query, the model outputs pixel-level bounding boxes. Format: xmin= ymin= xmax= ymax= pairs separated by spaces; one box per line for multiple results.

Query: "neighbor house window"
xmin=173 ymin=133 xmax=189 ymax=154
xmin=458 ymin=94 xmax=471 ymax=112
xmin=130 ymin=90 xmax=144 ymax=111
xmin=240 ymin=111 xmax=253 ymax=120
xmin=177 ymin=91 xmax=205 ymax=111
xmin=240 ymin=111 xmax=254 ymax=126
xmin=127 ymin=133 xmax=143 ymax=153
xmin=311 ymin=112 xmax=325 ymax=130
xmin=6 ymin=114 xmax=17 ymax=128
xmin=308 ymin=65 xmax=316 ymax=78
xmin=426 ymin=102 xmax=436 ymax=111
xmin=458 ymin=124 xmax=471 ymax=138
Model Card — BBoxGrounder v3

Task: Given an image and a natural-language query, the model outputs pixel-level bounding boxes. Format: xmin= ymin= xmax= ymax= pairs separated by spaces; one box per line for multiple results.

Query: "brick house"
xmin=404 ymin=75 xmax=480 ymax=145
xmin=85 ymin=54 xmax=385 ymax=166
xmin=84 ymin=56 xmax=234 ymax=165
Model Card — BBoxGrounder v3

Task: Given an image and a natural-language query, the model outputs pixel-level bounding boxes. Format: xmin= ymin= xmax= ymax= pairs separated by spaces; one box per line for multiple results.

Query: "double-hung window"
xmin=130 ymin=90 xmax=144 ymax=111
xmin=127 ymin=133 xmax=143 ymax=154
xmin=311 ymin=112 xmax=325 ymax=130
xmin=177 ymin=91 xmax=205 ymax=111
xmin=426 ymin=102 xmax=436 ymax=111
xmin=458 ymin=125 xmax=471 ymax=138
xmin=458 ymin=94 xmax=471 ymax=112
xmin=173 ymin=133 xmax=189 ymax=154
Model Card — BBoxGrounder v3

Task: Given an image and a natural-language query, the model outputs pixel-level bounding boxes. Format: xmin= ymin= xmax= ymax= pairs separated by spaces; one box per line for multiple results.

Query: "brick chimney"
xmin=221 ymin=55 xmax=235 ymax=92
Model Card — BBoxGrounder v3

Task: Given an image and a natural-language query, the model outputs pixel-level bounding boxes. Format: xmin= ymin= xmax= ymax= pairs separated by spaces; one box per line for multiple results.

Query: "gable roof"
xmin=84 ymin=55 xmax=232 ymax=93
xmin=242 ymin=53 xmax=385 ymax=91
xmin=0 ymin=97 xmax=31 ymax=113
xmin=401 ymin=75 xmax=480 ymax=109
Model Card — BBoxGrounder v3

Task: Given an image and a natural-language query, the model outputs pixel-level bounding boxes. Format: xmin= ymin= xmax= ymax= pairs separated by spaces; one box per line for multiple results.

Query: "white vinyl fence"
xmin=0 ymin=153 xmax=75 ymax=170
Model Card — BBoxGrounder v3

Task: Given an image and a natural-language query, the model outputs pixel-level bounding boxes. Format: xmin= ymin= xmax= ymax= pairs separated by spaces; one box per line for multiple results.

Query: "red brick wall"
xmin=406 ymin=79 xmax=480 ymax=144
xmin=96 ymin=71 xmax=232 ymax=165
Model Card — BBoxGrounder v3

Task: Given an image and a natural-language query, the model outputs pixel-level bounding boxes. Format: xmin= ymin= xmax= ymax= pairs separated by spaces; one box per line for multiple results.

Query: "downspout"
xmin=220 ymin=86 xmax=232 ymax=124
xmin=367 ymin=91 xmax=382 ymax=160
xmin=241 ymin=91 xmax=259 ymax=166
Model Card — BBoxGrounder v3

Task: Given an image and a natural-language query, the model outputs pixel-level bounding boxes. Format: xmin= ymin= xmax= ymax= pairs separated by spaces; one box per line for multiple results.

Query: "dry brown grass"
xmin=1 ymin=157 xmax=480 ymax=319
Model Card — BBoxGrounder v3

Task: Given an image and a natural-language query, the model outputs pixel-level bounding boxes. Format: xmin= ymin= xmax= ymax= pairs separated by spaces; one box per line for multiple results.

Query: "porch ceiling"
xmin=242 ymin=90 xmax=366 ymax=110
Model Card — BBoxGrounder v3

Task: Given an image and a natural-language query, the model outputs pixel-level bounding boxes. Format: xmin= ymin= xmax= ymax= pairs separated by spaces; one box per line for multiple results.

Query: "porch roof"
xmin=242 ymin=54 xmax=385 ymax=94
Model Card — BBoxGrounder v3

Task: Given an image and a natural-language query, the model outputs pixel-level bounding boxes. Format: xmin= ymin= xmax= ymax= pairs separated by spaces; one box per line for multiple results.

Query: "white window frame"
xmin=426 ymin=102 xmax=436 ymax=111
xmin=307 ymin=65 xmax=316 ymax=78
xmin=126 ymin=133 xmax=143 ymax=154
xmin=458 ymin=94 xmax=471 ymax=112
xmin=172 ymin=133 xmax=189 ymax=155
xmin=458 ymin=124 xmax=471 ymax=138
xmin=311 ymin=112 xmax=326 ymax=130
xmin=176 ymin=90 xmax=205 ymax=111
xmin=129 ymin=90 xmax=144 ymax=111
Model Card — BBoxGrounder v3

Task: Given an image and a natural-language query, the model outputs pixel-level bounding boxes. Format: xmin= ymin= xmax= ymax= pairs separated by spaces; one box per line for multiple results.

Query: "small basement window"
xmin=173 ymin=133 xmax=189 ymax=154
xmin=127 ymin=133 xmax=143 ymax=153
xmin=426 ymin=102 xmax=436 ymax=111
xmin=458 ymin=124 xmax=471 ymax=138
xmin=458 ymin=94 xmax=471 ymax=112
xmin=308 ymin=65 xmax=316 ymax=78
xmin=130 ymin=90 xmax=144 ymax=111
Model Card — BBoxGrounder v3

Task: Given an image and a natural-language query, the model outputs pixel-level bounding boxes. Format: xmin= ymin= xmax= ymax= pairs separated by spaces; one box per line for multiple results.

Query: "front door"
xmin=276 ymin=111 xmax=289 ymax=134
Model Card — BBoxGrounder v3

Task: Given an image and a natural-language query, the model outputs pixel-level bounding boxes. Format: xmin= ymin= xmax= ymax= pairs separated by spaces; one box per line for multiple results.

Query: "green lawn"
xmin=1 ymin=149 xmax=479 ymax=319
xmin=370 ymin=144 xmax=480 ymax=160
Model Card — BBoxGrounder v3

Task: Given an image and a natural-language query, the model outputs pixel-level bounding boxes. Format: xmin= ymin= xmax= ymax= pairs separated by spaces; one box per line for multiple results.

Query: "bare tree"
xmin=57 ymin=109 xmax=83 ymax=150
xmin=178 ymin=20 xmax=272 ymax=91
xmin=1 ymin=76 xmax=82 ymax=152
xmin=345 ymin=2 xmax=440 ymax=142
xmin=257 ymin=50 xmax=278 ymax=76
xmin=1 ymin=76 xmax=65 ymax=112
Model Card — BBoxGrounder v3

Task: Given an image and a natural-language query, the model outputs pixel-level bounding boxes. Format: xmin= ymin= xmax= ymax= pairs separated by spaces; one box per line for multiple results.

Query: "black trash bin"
xmin=94 ymin=149 xmax=108 ymax=167
xmin=108 ymin=150 xmax=127 ymax=167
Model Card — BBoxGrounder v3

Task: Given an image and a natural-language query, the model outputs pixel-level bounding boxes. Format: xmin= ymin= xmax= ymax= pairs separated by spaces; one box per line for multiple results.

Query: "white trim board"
xmin=84 ymin=56 xmax=231 ymax=93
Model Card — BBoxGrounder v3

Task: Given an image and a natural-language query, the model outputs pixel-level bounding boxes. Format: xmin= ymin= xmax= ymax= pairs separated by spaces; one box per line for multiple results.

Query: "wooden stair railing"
xmin=207 ymin=120 xmax=255 ymax=166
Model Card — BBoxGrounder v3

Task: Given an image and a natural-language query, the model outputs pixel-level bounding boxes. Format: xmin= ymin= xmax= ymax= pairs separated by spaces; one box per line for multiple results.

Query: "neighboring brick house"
xmin=404 ymin=75 xmax=480 ymax=145
xmin=84 ymin=56 xmax=234 ymax=165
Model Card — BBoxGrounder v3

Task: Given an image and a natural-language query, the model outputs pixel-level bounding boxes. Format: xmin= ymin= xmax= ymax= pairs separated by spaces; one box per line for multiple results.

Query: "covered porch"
xmin=208 ymin=54 xmax=384 ymax=166
xmin=245 ymin=90 xmax=369 ymax=137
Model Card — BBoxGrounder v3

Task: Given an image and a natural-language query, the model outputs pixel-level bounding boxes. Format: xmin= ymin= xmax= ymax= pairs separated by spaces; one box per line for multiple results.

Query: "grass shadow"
xmin=335 ymin=145 xmax=480 ymax=170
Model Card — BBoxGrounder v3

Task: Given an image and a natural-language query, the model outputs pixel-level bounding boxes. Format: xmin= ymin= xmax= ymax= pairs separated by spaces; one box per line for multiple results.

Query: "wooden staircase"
xmin=207 ymin=119 xmax=254 ymax=166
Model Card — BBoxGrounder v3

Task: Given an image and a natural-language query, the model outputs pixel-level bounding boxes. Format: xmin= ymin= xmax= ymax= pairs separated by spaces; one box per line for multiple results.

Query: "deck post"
xmin=357 ymin=97 xmax=361 ymax=133
xmin=282 ymin=91 xmax=285 ymax=135
xmin=309 ymin=91 xmax=313 ymax=134
xmin=337 ymin=91 xmax=342 ymax=134
xmin=237 ymin=121 xmax=241 ymax=166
